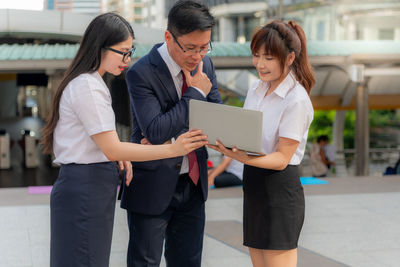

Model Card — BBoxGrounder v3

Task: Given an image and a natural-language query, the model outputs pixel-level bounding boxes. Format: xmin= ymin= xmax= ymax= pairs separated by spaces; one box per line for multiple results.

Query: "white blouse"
xmin=243 ymin=71 xmax=313 ymax=165
xmin=53 ymin=71 xmax=116 ymax=164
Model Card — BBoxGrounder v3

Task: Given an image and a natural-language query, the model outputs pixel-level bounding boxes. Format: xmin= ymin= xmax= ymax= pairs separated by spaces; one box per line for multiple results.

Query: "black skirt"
xmin=243 ymin=164 xmax=304 ymax=250
xmin=50 ymin=162 xmax=119 ymax=267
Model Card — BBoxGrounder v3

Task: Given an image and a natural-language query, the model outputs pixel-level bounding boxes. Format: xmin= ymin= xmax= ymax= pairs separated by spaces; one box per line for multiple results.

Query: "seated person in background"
xmin=384 ymin=155 xmax=400 ymax=175
xmin=208 ymin=156 xmax=243 ymax=188
xmin=309 ymin=135 xmax=335 ymax=177
xmin=317 ymin=135 xmax=336 ymax=169
xmin=309 ymin=141 xmax=328 ymax=177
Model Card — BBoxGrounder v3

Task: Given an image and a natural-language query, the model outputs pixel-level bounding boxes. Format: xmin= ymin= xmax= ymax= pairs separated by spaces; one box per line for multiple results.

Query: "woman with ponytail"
xmin=42 ymin=12 xmax=207 ymax=267
xmin=209 ymin=20 xmax=314 ymax=267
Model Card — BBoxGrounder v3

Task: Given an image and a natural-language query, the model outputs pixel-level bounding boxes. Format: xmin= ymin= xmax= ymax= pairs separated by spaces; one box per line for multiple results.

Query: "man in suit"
xmin=121 ymin=1 xmax=221 ymax=266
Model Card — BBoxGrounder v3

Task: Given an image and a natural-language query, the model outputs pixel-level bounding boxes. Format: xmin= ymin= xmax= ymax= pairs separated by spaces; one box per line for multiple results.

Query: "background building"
xmin=164 ymin=0 xmax=400 ymax=43
xmin=105 ymin=0 xmax=165 ymax=28
xmin=287 ymin=0 xmax=400 ymax=41
xmin=44 ymin=0 xmax=102 ymax=15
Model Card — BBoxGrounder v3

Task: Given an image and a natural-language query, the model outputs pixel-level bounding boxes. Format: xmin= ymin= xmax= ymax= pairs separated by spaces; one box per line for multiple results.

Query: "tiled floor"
xmin=1 ymin=175 xmax=400 ymax=267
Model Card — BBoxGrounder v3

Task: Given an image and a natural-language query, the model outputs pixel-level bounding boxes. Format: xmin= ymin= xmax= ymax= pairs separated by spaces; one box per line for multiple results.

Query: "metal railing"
xmin=301 ymin=147 xmax=400 ymax=177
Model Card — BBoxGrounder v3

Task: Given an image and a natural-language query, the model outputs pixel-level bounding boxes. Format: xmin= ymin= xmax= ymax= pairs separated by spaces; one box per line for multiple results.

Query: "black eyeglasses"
xmin=104 ymin=45 xmax=136 ymax=62
xmin=170 ymin=32 xmax=212 ymax=56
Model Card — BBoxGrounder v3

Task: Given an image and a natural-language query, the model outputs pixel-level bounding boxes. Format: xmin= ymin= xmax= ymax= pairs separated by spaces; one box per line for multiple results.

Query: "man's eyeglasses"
xmin=104 ymin=45 xmax=136 ymax=62
xmin=170 ymin=32 xmax=212 ymax=56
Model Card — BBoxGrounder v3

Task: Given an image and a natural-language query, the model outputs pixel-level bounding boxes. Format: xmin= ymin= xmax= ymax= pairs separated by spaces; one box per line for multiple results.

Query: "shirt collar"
xmin=157 ymin=42 xmax=182 ymax=78
xmin=274 ymin=71 xmax=297 ymax=98
xmin=255 ymin=80 xmax=268 ymax=98
xmin=255 ymin=71 xmax=297 ymax=99
xmin=93 ymin=71 xmax=108 ymax=87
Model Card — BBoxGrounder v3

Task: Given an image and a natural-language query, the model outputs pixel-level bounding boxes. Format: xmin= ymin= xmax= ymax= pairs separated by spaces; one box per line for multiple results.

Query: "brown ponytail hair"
xmin=287 ymin=20 xmax=314 ymax=94
xmin=250 ymin=20 xmax=315 ymax=94
xmin=41 ymin=13 xmax=134 ymax=154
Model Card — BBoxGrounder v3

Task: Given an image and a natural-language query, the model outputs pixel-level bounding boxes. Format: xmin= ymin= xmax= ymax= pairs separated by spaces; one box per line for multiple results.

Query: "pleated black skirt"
xmin=50 ymin=162 xmax=119 ymax=267
xmin=243 ymin=164 xmax=305 ymax=250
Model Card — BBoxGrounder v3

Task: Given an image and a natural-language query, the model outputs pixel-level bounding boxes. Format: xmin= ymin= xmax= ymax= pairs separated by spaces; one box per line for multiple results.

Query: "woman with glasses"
xmin=41 ymin=12 xmax=207 ymax=267
xmin=209 ymin=20 xmax=314 ymax=267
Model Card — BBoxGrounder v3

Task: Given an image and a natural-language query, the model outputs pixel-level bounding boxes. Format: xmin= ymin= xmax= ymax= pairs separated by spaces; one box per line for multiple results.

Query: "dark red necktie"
xmin=181 ymin=71 xmax=199 ymax=185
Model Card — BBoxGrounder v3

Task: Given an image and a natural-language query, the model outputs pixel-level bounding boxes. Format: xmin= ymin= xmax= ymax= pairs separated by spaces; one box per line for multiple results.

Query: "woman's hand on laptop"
xmin=207 ymin=140 xmax=251 ymax=164
xmin=173 ymin=130 xmax=208 ymax=156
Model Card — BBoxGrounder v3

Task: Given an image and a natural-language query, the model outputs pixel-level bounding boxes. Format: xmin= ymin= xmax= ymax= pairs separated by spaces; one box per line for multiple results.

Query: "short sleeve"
xmin=243 ymin=80 xmax=261 ymax=110
xmin=279 ymin=99 xmax=313 ymax=142
xmin=71 ymin=78 xmax=116 ymax=136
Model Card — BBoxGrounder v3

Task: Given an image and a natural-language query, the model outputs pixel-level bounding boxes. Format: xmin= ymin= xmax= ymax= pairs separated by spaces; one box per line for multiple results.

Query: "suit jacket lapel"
xmin=149 ymin=44 xmax=179 ymax=103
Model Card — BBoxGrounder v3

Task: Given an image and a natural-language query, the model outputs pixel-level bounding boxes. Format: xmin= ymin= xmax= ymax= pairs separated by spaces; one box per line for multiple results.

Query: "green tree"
xmin=308 ymin=110 xmax=335 ymax=143
xmin=309 ymin=110 xmax=400 ymax=149
xmin=308 ymin=110 xmax=356 ymax=149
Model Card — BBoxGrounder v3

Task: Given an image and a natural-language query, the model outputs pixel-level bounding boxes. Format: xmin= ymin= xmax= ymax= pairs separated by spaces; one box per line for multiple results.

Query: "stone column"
xmin=219 ymin=16 xmax=236 ymax=42
xmin=17 ymin=86 xmax=26 ymax=118
xmin=237 ymin=16 xmax=245 ymax=43
xmin=349 ymin=64 xmax=369 ymax=176
xmin=333 ymin=110 xmax=348 ymax=176
xmin=355 ymin=83 xmax=369 ymax=176
xmin=37 ymin=86 xmax=47 ymax=120
xmin=45 ymin=70 xmax=64 ymax=117
xmin=347 ymin=19 xmax=356 ymax=40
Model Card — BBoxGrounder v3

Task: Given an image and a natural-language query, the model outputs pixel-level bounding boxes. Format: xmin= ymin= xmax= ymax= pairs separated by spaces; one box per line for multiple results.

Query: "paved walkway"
xmin=1 ymin=175 xmax=400 ymax=267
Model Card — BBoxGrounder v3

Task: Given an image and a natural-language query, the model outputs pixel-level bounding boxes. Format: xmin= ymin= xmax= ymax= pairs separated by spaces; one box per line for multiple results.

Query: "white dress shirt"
xmin=243 ymin=71 xmax=314 ymax=165
xmin=157 ymin=43 xmax=205 ymax=174
xmin=53 ymin=71 xmax=116 ymax=164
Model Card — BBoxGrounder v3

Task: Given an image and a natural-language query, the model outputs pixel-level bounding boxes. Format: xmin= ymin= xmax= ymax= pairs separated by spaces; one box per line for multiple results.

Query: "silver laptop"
xmin=189 ymin=99 xmax=264 ymax=156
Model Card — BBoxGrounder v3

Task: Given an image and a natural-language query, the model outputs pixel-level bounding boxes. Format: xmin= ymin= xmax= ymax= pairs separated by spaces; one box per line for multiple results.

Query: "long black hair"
xmin=42 ymin=12 xmax=134 ymax=154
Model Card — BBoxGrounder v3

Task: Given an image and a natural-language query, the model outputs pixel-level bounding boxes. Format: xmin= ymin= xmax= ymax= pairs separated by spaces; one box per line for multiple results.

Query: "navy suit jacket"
xmin=121 ymin=44 xmax=222 ymax=215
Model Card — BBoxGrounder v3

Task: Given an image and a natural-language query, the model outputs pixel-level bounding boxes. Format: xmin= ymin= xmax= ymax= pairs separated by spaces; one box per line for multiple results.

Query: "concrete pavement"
xmin=1 ymin=175 xmax=400 ymax=267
